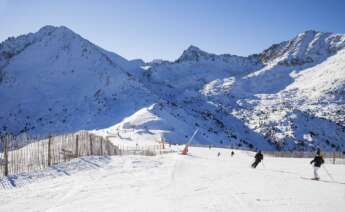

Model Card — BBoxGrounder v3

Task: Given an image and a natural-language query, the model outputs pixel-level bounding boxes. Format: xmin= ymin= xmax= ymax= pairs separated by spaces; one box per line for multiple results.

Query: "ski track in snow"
xmin=0 ymin=147 xmax=344 ymax=212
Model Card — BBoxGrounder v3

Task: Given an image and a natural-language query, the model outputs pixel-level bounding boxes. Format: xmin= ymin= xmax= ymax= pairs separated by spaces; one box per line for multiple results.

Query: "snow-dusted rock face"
xmin=258 ymin=30 xmax=345 ymax=66
xmin=175 ymin=45 xmax=262 ymax=70
xmin=176 ymin=45 xmax=261 ymax=65
xmin=1 ymin=26 xmax=345 ymax=151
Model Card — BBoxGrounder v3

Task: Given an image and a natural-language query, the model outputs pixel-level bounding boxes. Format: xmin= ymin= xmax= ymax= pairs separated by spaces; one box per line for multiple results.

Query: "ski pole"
xmin=323 ymin=165 xmax=335 ymax=182
xmin=250 ymin=159 xmax=255 ymax=168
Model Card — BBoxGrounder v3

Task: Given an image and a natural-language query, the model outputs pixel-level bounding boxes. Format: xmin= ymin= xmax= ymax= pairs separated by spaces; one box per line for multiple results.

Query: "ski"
xmin=300 ymin=177 xmax=345 ymax=185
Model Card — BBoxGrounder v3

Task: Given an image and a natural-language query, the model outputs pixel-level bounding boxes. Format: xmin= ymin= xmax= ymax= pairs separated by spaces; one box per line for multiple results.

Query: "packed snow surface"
xmin=1 ymin=147 xmax=344 ymax=212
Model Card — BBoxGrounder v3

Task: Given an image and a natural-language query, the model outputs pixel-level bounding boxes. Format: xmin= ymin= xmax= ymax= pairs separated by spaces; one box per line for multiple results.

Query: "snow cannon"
xmin=181 ymin=144 xmax=189 ymax=155
xmin=181 ymin=128 xmax=199 ymax=155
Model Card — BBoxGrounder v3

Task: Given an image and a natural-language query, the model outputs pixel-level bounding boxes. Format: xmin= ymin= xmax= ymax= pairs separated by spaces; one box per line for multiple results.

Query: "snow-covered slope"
xmin=1 ymin=26 xmax=345 ymax=151
xmin=94 ymin=102 xmax=273 ymax=150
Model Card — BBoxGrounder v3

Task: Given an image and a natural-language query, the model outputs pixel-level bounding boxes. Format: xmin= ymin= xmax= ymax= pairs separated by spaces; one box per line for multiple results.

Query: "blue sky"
xmin=1 ymin=0 xmax=345 ymax=61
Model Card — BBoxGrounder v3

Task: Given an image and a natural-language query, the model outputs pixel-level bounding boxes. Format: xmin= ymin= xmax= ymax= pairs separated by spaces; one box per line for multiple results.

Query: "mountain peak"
xmin=175 ymin=45 xmax=212 ymax=63
xmin=299 ymin=29 xmax=319 ymax=35
xmin=37 ymin=25 xmax=74 ymax=36
xmin=38 ymin=25 xmax=59 ymax=33
xmin=185 ymin=45 xmax=202 ymax=52
xmin=296 ymin=29 xmax=335 ymax=38
xmin=0 ymin=25 xmax=86 ymax=68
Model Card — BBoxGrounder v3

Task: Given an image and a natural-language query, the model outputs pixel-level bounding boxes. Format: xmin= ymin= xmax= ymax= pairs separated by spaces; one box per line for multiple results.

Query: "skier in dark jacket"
xmin=310 ymin=149 xmax=324 ymax=180
xmin=251 ymin=151 xmax=263 ymax=168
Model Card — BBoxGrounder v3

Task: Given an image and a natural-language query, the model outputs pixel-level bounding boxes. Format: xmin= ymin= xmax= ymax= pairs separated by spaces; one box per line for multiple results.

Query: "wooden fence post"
xmin=100 ymin=138 xmax=103 ymax=155
xmin=3 ymin=136 xmax=9 ymax=176
xmin=75 ymin=135 xmax=79 ymax=157
xmin=89 ymin=134 xmax=93 ymax=155
xmin=48 ymin=135 xmax=52 ymax=166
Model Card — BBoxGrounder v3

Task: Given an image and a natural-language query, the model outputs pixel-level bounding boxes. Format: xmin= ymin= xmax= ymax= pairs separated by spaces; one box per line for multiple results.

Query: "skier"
xmin=251 ymin=150 xmax=263 ymax=168
xmin=310 ymin=148 xmax=324 ymax=180
xmin=231 ymin=151 xmax=235 ymax=157
xmin=217 ymin=152 xmax=221 ymax=157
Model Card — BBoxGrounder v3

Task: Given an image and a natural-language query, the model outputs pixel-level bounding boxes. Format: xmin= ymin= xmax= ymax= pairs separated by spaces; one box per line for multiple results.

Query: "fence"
xmin=182 ymin=144 xmax=345 ymax=164
xmin=0 ymin=131 xmax=119 ymax=177
xmin=190 ymin=143 xmax=253 ymax=151
xmin=0 ymin=131 xmax=176 ymax=177
xmin=115 ymin=143 xmax=175 ymax=156
xmin=263 ymin=151 xmax=345 ymax=164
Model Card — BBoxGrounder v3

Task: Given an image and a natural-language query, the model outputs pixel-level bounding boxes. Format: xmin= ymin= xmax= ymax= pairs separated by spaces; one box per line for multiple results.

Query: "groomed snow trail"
xmin=0 ymin=148 xmax=344 ymax=212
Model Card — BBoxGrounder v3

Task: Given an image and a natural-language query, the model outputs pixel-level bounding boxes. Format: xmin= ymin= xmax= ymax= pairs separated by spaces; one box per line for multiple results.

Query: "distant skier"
xmin=217 ymin=152 xmax=221 ymax=157
xmin=231 ymin=151 xmax=235 ymax=157
xmin=310 ymin=148 xmax=324 ymax=180
xmin=251 ymin=150 xmax=263 ymax=168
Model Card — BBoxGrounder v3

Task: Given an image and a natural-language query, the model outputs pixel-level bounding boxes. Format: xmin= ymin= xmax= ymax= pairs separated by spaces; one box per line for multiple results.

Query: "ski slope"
xmin=0 ymin=147 xmax=344 ymax=212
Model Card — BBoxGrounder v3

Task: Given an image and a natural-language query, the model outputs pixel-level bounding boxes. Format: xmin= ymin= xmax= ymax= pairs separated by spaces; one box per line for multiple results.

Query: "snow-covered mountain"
xmin=1 ymin=26 xmax=345 ymax=151
xmin=140 ymin=30 xmax=345 ymax=151
xmin=196 ymin=31 xmax=345 ymax=151
xmin=0 ymin=26 xmax=156 ymax=134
